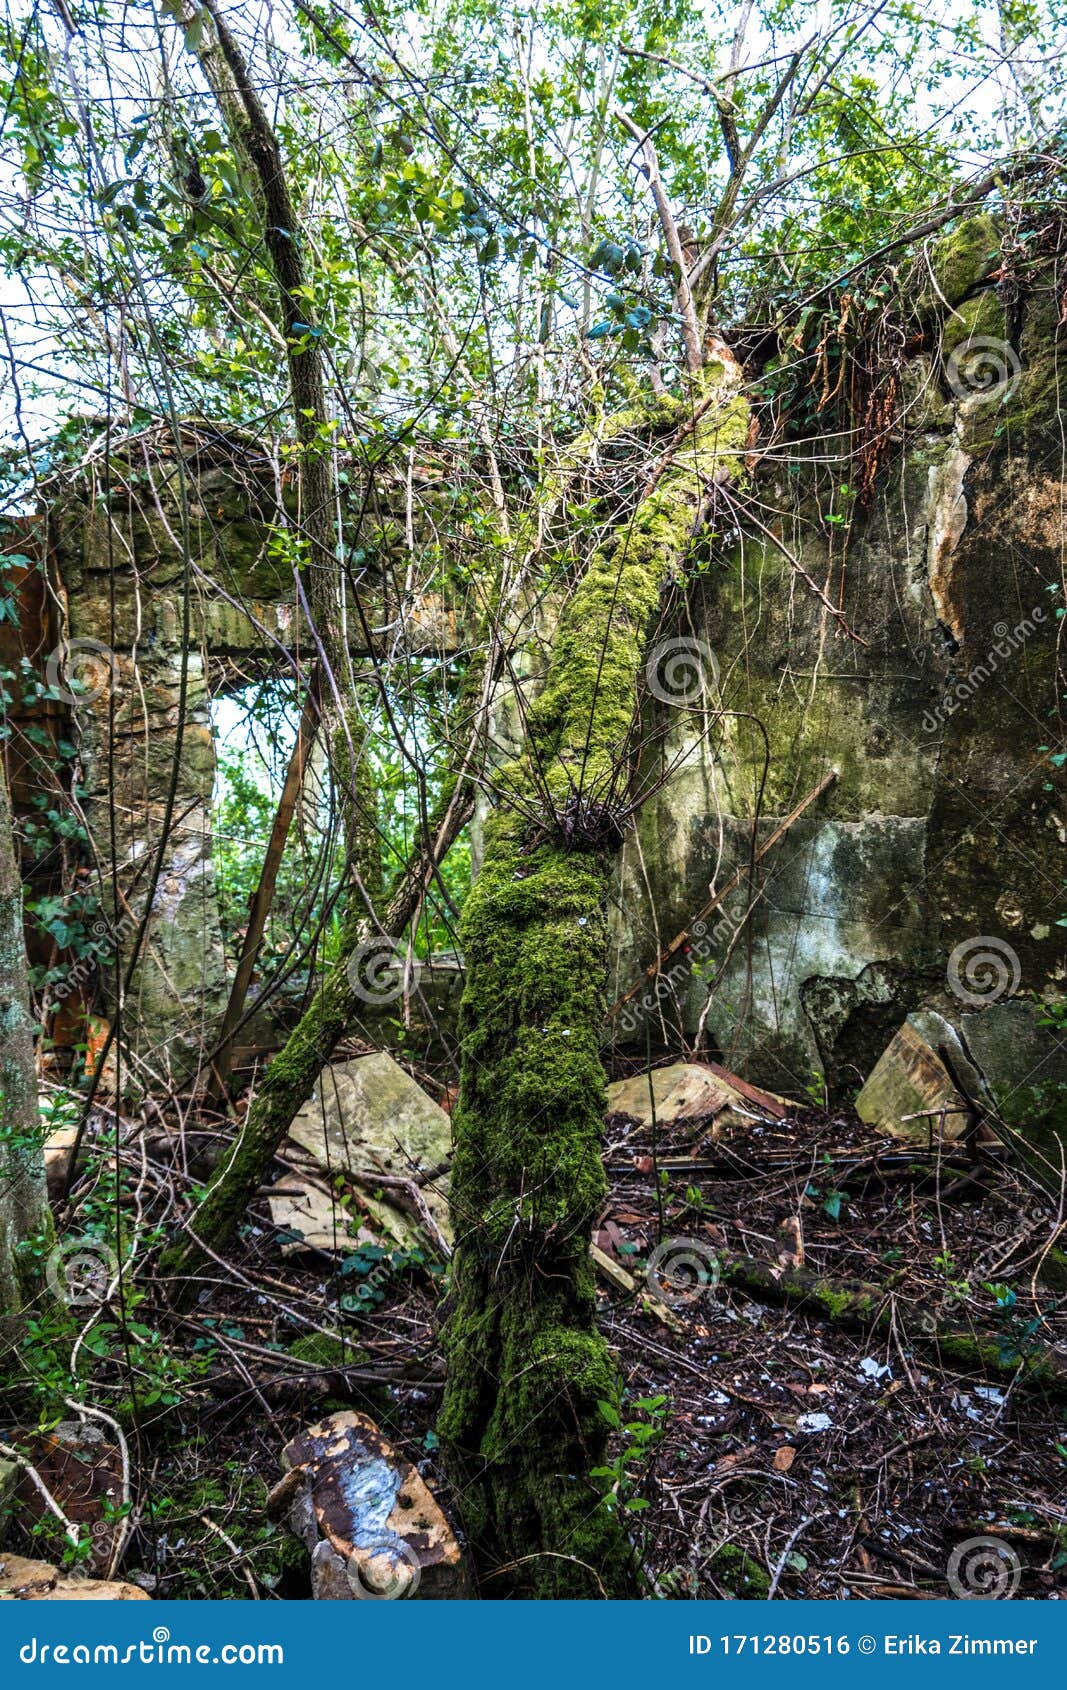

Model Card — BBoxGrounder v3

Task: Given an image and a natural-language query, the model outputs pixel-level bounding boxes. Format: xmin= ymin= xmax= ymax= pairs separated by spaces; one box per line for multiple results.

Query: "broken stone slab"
xmin=288 ymin=1053 xmax=453 ymax=1249
xmin=606 ymin=1061 xmax=794 ymax=1136
xmin=43 ymin=1124 xmax=80 ymax=1202
xmin=949 ymin=999 xmax=1067 ymax=1191
xmin=280 ymin=1410 xmax=468 ymax=1599
xmin=12 ymin=1422 xmax=126 ymax=1578
xmin=855 ymin=1018 xmax=968 ymax=1143
xmin=0 ymin=1554 xmax=148 ymax=1600
xmin=267 ymin=1174 xmax=377 ymax=1259
xmin=857 ymin=1000 xmax=1067 ymax=1189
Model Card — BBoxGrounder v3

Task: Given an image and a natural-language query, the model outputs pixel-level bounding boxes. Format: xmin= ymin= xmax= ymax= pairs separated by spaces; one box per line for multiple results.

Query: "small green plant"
xmin=337 ymin=1241 xmax=442 ymax=1314
xmin=801 ymin=1066 xmax=828 ymax=1107
xmin=932 ymin=1250 xmax=972 ymax=1302
xmin=805 ymin=1159 xmax=847 ymax=1221
xmin=592 ymin=1392 xmax=669 ymax=1515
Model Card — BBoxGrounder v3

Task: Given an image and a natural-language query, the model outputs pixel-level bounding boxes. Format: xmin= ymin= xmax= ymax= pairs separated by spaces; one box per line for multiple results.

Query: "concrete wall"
xmin=610 ymin=221 xmax=1066 ymax=1100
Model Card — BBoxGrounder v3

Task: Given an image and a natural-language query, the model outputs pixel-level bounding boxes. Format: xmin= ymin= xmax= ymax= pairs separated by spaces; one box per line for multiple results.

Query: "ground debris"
xmin=280 ymin=1410 xmax=468 ymax=1599
xmin=597 ymin=1092 xmax=1067 ymax=1600
xmin=0 ymin=1553 xmax=148 ymax=1601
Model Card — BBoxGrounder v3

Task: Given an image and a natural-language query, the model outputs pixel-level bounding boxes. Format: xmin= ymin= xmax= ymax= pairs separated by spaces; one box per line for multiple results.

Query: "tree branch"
xmin=614 ymin=108 xmax=703 ymax=374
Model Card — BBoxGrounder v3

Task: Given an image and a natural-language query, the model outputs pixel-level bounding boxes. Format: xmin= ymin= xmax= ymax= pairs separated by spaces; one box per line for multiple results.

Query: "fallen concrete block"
xmin=289 ymin=1054 xmax=452 ymax=1249
xmin=856 ymin=1000 xmax=1067 ymax=1191
xmin=606 ymin=1061 xmax=793 ymax=1135
xmin=12 ymin=1422 xmax=126 ymax=1578
xmin=855 ymin=1019 xmax=967 ymax=1142
xmin=267 ymin=1175 xmax=376 ymax=1258
xmin=43 ymin=1126 xmax=79 ymax=1203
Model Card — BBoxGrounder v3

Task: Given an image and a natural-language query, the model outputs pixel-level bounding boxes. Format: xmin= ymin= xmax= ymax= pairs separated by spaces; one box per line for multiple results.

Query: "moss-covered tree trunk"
xmin=0 ymin=766 xmax=49 ymax=1311
xmin=438 ymin=369 xmax=748 ymax=1597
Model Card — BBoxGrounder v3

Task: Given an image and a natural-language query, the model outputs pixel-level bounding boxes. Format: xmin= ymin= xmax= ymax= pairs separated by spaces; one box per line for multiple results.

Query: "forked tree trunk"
xmin=0 ymin=766 xmax=50 ymax=1311
xmin=438 ymin=368 xmax=748 ymax=1597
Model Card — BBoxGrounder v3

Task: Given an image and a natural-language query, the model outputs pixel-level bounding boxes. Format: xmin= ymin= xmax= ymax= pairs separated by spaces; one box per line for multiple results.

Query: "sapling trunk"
xmin=0 ymin=765 xmax=50 ymax=1311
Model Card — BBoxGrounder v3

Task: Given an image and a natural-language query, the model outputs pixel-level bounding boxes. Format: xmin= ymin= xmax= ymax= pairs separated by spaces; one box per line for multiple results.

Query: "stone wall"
xmin=610 ymin=219 xmax=1066 ymax=1103
xmin=41 ymin=428 xmax=461 ymax=1076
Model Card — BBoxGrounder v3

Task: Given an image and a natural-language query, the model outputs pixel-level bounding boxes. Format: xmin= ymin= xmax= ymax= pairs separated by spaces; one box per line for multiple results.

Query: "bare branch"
xmin=614 ymin=108 xmax=703 ymax=374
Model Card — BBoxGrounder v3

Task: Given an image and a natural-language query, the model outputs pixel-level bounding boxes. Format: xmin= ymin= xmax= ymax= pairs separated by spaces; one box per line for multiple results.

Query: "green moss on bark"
xmin=439 ymin=375 xmax=748 ymax=1596
xmin=919 ymin=214 xmax=1001 ymax=310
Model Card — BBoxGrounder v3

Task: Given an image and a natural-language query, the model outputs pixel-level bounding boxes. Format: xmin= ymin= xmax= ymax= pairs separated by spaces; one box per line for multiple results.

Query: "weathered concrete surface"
xmin=267 ymin=1173 xmax=376 ymax=1258
xmin=0 ymin=1554 xmax=148 ymax=1600
xmin=288 ymin=1052 xmax=453 ymax=1247
xmin=12 ymin=1421 xmax=127 ymax=1579
xmin=610 ymin=219 xmax=1065 ymax=1115
xmin=856 ymin=997 xmax=1067 ymax=1193
xmin=855 ymin=1019 xmax=967 ymax=1143
xmin=606 ymin=1061 xmax=792 ymax=1134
